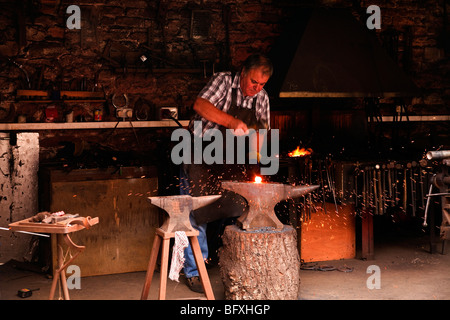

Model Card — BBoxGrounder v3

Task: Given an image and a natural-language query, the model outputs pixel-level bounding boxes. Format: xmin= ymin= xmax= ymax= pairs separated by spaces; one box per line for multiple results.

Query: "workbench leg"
xmin=49 ymin=245 xmax=60 ymax=300
xmin=189 ymin=236 xmax=215 ymax=300
xmin=159 ymin=237 xmax=170 ymax=300
xmin=140 ymin=235 xmax=162 ymax=300
xmin=60 ymin=267 xmax=70 ymax=300
xmin=49 ymin=235 xmax=70 ymax=300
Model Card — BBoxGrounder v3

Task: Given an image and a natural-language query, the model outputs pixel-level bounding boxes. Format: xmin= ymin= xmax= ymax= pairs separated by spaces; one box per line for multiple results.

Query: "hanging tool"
xmin=394 ymin=163 xmax=400 ymax=205
xmin=318 ymin=160 xmax=327 ymax=214
xmin=403 ymin=166 xmax=408 ymax=213
xmin=423 ymin=181 xmax=434 ymax=227
xmin=362 ymin=168 xmax=367 ymax=212
xmin=373 ymin=167 xmax=379 ymax=215
xmin=419 ymin=167 xmax=425 ymax=209
xmin=410 ymin=162 xmax=417 ymax=217
xmin=308 ymin=159 xmax=313 ymax=220
xmin=6 ymin=57 xmax=30 ymax=88
xmin=354 ymin=166 xmax=360 ymax=209
xmin=325 ymin=159 xmax=338 ymax=213
xmin=377 ymin=165 xmax=384 ymax=214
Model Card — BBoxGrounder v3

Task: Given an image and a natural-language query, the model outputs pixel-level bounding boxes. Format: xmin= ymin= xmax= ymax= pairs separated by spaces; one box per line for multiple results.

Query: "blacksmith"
xmin=180 ymin=53 xmax=273 ymax=292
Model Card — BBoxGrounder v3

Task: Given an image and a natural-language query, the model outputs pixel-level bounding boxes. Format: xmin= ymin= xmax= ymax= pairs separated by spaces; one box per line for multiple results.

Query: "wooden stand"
xmin=219 ymin=224 xmax=300 ymax=300
xmin=9 ymin=216 xmax=99 ymax=300
xmin=140 ymin=228 xmax=215 ymax=300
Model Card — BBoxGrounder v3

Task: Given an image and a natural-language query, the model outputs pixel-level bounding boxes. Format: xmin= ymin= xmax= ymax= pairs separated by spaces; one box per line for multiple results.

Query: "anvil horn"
xmin=285 ymin=185 xmax=320 ymax=199
xmin=192 ymin=195 xmax=222 ymax=210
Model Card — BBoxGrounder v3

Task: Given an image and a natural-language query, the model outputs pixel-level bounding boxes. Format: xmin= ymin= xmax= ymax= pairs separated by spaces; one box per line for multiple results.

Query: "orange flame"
xmin=254 ymin=176 xmax=262 ymax=183
xmin=288 ymin=146 xmax=312 ymax=157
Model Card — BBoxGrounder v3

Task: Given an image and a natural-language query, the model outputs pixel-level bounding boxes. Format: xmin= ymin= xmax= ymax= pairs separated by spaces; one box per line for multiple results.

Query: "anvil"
xmin=221 ymin=181 xmax=319 ymax=231
xmin=148 ymin=195 xmax=221 ymax=233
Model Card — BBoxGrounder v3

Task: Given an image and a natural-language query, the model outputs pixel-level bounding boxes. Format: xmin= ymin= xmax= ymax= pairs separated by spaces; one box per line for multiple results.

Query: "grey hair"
xmin=241 ymin=53 xmax=273 ymax=77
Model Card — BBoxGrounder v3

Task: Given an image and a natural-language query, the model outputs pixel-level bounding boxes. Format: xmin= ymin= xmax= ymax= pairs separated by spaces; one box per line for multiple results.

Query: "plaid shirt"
xmin=189 ymin=72 xmax=270 ymax=136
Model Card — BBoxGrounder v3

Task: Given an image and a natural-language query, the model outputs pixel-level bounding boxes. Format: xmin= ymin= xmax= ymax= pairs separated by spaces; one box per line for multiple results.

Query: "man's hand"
xmin=193 ymin=97 xmax=249 ymax=135
xmin=229 ymin=118 xmax=249 ymax=136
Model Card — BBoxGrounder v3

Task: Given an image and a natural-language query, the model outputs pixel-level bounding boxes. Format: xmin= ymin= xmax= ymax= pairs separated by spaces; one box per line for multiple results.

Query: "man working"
xmin=180 ymin=53 xmax=273 ymax=292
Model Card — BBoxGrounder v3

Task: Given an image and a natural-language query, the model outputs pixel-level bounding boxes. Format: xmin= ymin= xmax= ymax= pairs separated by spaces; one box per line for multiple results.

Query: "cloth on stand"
xmin=169 ymin=231 xmax=189 ymax=282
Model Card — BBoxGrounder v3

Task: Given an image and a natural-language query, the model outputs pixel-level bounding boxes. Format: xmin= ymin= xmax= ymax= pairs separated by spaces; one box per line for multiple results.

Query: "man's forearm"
xmin=193 ymin=97 xmax=245 ymax=131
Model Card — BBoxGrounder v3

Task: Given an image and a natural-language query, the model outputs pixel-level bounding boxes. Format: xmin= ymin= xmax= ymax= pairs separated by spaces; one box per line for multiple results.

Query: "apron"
xmin=225 ymin=87 xmax=267 ymax=131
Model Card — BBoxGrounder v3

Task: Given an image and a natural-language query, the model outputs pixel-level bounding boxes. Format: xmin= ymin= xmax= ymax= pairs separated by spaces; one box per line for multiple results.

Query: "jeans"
xmin=179 ymin=165 xmax=208 ymax=278
xmin=179 ymin=163 xmax=248 ymax=278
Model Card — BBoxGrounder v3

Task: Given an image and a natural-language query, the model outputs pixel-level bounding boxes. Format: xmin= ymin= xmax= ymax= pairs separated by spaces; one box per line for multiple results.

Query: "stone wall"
xmin=0 ymin=0 xmax=448 ymax=158
xmin=0 ymin=133 xmax=39 ymax=262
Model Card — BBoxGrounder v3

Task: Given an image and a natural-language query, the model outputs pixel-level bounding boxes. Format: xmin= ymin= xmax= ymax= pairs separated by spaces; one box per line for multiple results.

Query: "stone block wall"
xmin=0 ymin=0 xmax=448 ymax=159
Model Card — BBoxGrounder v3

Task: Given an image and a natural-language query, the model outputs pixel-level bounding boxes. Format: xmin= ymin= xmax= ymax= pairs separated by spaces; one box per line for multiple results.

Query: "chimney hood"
xmin=272 ymin=8 xmax=418 ymax=98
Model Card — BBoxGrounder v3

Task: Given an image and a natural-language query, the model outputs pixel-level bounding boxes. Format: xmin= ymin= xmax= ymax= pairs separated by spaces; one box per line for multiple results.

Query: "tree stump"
xmin=219 ymin=224 xmax=300 ymax=300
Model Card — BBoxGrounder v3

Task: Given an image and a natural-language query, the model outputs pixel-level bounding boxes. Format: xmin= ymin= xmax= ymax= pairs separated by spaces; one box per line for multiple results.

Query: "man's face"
xmin=240 ymin=67 xmax=270 ymax=97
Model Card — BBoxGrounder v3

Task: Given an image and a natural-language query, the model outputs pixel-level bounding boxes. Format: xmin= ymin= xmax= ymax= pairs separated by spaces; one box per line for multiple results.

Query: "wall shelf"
xmin=367 ymin=115 xmax=450 ymax=122
xmin=0 ymin=120 xmax=190 ymax=131
xmin=16 ymin=99 xmax=106 ymax=103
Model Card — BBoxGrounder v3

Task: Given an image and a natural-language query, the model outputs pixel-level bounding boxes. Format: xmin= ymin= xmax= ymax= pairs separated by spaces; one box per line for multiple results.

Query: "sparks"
xmin=254 ymin=176 xmax=262 ymax=183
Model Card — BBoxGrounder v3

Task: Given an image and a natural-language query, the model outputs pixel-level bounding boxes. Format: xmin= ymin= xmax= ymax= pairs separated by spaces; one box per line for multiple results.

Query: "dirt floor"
xmin=1 ymin=230 xmax=449 ymax=301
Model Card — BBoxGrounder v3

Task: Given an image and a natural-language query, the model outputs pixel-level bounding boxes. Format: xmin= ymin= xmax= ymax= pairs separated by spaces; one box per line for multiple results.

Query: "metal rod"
xmin=423 ymin=179 xmax=435 ymax=227
xmin=326 ymin=161 xmax=338 ymax=213
xmin=0 ymin=226 xmax=50 ymax=238
xmin=318 ymin=161 xmax=327 ymax=214
xmin=426 ymin=150 xmax=450 ymax=160
xmin=425 ymin=192 xmax=450 ymax=197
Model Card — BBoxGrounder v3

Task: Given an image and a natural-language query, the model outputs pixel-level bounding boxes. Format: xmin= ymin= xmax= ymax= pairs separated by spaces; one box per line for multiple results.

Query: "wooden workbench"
xmin=10 ymin=216 xmax=99 ymax=300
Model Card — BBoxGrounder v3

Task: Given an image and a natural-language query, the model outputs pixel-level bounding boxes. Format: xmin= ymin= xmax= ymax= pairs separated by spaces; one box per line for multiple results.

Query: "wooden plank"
xmin=60 ymin=91 xmax=105 ymax=99
xmin=18 ymin=221 xmax=61 ymax=227
xmin=16 ymin=89 xmax=49 ymax=97
xmin=51 ymin=176 xmax=159 ymax=276
xmin=361 ymin=209 xmax=374 ymax=260
xmin=0 ymin=120 xmax=189 ymax=131
xmin=155 ymin=228 xmax=199 ymax=239
xmin=10 ymin=217 xmax=99 ymax=234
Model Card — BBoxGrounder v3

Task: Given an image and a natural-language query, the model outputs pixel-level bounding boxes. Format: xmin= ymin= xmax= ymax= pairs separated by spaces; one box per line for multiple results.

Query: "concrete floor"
xmin=1 ymin=233 xmax=449 ymax=300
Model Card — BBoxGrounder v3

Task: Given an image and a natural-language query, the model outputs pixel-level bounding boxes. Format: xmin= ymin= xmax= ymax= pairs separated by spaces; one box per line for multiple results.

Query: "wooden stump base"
xmin=219 ymin=224 xmax=300 ymax=300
